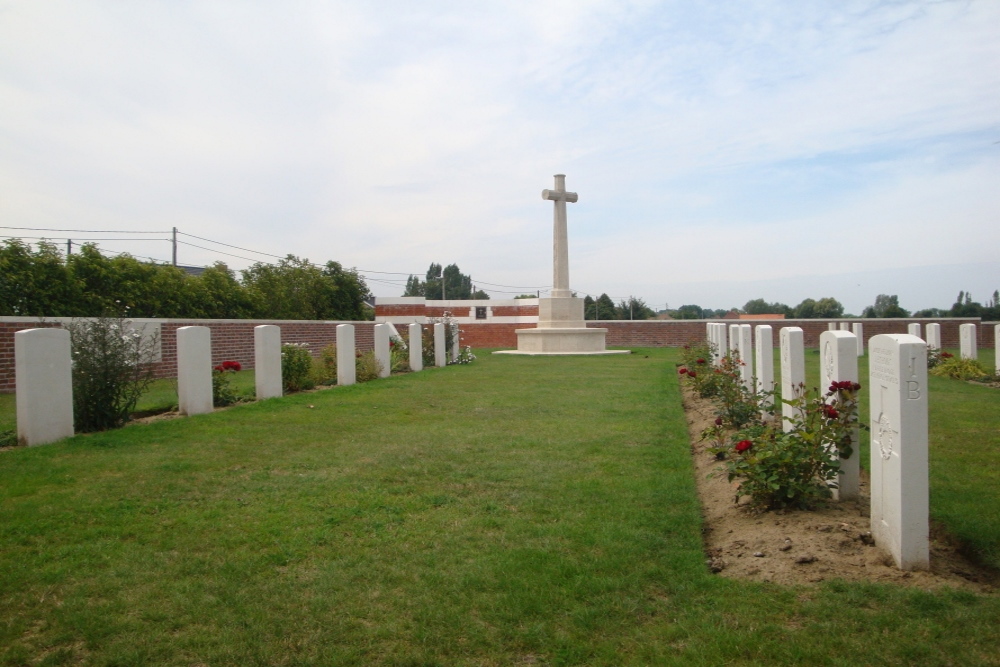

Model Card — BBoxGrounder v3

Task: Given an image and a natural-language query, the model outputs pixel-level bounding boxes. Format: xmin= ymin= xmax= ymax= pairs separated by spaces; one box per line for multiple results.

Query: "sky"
xmin=1 ymin=0 xmax=998 ymax=315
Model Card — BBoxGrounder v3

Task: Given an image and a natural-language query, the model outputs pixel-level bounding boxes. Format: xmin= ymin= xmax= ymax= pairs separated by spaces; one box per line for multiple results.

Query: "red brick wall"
xmin=0 ymin=319 xmax=375 ymax=392
xmin=2 ymin=317 xmax=990 ymax=392
xmin=454 ymin=319 xmax=989 ymax=351
xmin=377 ymin=305 xmax=425 ymax=317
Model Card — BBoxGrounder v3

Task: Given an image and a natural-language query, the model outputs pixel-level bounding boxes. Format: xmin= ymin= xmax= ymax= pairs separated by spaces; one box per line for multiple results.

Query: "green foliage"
xmin=742 ymin=298 xmax=792 ymax=316
xmin=678 ymin=342 xmax=720 ymax=397
xmin=673 ymin=304 xmax=705 ymax=319
xmin=390 ymin=336 xmax=410 ymax=373
xmin=862 ymin=294 xmax=910 ymax=318
xmin=281 ymin=343 xmax=315 ymax=393
xmin=67 ymin=312 xmax=159 ymax=432
xmin=584 ymin=293 xmax=618 ymax=320
xmin=711 ymin=382 xmax=863 ymax=510
xmin=405 ymin=263 xmax=488 ymax=300
xmin=212 ymin=370 xmax=240 ymax=407
xmin=615 ymin=296 xmax=656 ymax=320
xmin=793 ymin=296 xmax=844 ymax=318
xmin=355 ymin=350 xmax=382 ymax=382
xmin=2 ymin=240 xmax=372 ymax=320
xmin=315 ymin=343 xmax=338 ymax=385
xmin=930 ymin=356 xmax=992 ymax=381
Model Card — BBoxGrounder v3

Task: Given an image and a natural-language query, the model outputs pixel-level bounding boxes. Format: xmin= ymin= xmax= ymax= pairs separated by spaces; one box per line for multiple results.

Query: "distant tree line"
xmin=583 ymin=294 xmax=657 ymax=320
xmin=0 ymin=239 xmax=372 ymax=320
xmin=667 ymin=291 xmax=1000 ymax=320
xmin=403 ymin=263 xmax=489 ymax=300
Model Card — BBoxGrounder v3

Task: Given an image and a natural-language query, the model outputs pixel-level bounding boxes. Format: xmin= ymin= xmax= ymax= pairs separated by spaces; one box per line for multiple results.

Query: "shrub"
xmin=390 ymin=336 xmax=409 ymax=373
xmin=713 ymin=381 xmax=863 ymax=510
xmin=355 ymin=350 xmax=382 ymax=382
xmin=930 ymin=356 xmax=990 ymax=381
xmin=212 ymin=360 xmax=241 ymax=407
xmin=281 ymin=343 xmax=314 ymax=393
xmin=67 ymin=313 xmax=159 ymax=432
xmin=316 ymin=343 xmax=338 ymax=384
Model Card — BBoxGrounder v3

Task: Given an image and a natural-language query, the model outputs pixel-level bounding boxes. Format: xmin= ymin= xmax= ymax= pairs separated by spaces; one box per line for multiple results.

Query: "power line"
xmin=176 ymin=231 xmax=285 ymax=260
xmin=0 ymin=235 xmax=170 ymax=242
xmin=0 ymin=226 xmax=170 ymax=233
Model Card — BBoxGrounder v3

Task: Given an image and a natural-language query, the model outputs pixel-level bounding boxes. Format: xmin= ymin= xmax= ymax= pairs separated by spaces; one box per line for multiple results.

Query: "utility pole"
xmin=172 ymin=227 xmax=178 ymax=266
xmin=66 ymin=239 xmax=72 ymax=256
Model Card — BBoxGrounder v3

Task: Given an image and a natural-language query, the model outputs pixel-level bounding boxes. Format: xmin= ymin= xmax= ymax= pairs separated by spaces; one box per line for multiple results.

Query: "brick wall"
xmin=455 ymin=318 xmax=989 ymax=351
xmin=0 ymin=318 xmax=375 ymax=393
xmin=2 ymin=316 xmax=990 ymax=393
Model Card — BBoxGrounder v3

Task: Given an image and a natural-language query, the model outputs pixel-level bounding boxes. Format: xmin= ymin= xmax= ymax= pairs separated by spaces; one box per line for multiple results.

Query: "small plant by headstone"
xmin=67 ymin=310 xmax=159 ymax=432
xmin=281 ymin=343 xmax=314 ymax=393
xmin=389 ymin=335 xmax=409 ymax=373
xmin=212 ymin=360 xmax=242 ymax=407
xmin=355 ymin=350 xmax=383 ymax=382
xmin=930 ymin=356 xmax=989 ymax=381
xmin=317 ymin=343 xmax=338 ymax=384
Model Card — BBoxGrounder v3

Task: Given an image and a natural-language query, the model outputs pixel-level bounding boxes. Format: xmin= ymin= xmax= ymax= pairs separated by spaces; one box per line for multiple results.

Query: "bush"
xmin=930 ymin=356 xmax=990 ymax=381
xmin=67 ymin=313 xmax=159 ymax=432
xmin=355 ymin=350 xmax=383 ymax=382
xmin=712 ymin=381 xmax=863 ymax=510
xmin=316 ymin=343 xmax=338 ymax=384
xmin=390 ymin=336 xmax=410 ymax=373
xmin=281 ymin=343 xmax=314 ymax=393
xmin=211 ymin=360 xmax=242 ymax=407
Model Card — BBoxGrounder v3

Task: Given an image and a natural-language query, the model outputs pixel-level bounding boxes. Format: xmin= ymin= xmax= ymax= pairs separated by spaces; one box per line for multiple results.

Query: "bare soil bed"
xmin=681 ymin=384 xmax=998 ymax=592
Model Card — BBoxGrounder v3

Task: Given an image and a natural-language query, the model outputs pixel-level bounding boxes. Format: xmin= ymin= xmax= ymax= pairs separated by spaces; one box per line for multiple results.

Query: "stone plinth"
xmin=499 ymin=297 xmax=628 ymax=356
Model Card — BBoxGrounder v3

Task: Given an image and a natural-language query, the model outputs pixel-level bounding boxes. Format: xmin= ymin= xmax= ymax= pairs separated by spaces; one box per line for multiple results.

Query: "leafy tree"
xmin=188 ymin=263 xmax=260 ymax=319
xmin=0 ymin=239 xmax=79 ymax=316
xmin=322 ymin=261 xmax=373 ymax=320
xmin=405 ymin=263 xmax=488 ymax=300
xmin=861 ymin=294 xmax=910 ymax=319
xmin=514 ymin=294 xmax=537 ymax=299
xmin=585 ymin=293 xmax=618 ymax=320
xmin=792 ymin=297 xmax=843 ymax=319
xmin=616 ymin=296 xmax=656 ymax=320
xmin=743 ymin=298 xmax=793 ymax=316
xmin=674 ymin=304 xmax=705 ymax=320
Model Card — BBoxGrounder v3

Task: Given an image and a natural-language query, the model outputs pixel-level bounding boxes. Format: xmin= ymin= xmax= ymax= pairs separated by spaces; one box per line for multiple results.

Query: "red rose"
xmin=688 ymin=371 xmax=697 ymax=378
xmin=735 ymin=440 xmax=752 ymax=453
xmin=679 ymin=368 xmax=688 ymax=374
xmin=222 ymin=360 xmax=241 ymax=371
xmin=696 ymin=358 xmax=706 ymax=364
xmin=714 ymin=417 xmax=723 ymax=426
xmin=213 ymin=365 xmax=224 ymax=372
xmin=823 ymin=405 xmax=839 ymax=419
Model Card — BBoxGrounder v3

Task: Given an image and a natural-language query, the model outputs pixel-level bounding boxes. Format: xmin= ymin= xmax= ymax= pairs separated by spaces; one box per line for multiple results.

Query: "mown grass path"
xmin=2 ymin=349 xmax=999 ymax=665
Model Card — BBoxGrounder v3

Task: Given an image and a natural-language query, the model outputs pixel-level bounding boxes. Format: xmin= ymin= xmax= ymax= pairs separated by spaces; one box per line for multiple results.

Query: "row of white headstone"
xmin=706 ymin=321 xmax=938 ymax=571
xmin=15 ymin=322 xmax=458 ymax=449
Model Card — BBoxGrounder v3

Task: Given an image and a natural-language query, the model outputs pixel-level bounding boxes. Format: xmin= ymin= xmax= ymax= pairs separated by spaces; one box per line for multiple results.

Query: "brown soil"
xmin=682 ymin=384 xmax=999 ymax=592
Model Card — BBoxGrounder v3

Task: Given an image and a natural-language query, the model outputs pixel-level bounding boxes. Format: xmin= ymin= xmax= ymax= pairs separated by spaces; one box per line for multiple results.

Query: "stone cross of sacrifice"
xmin=541 ymin=174 xmax=578 ymax=299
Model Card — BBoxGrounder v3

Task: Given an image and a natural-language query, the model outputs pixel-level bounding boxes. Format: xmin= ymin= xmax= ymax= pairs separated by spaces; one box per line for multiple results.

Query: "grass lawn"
xmin=1 ymin=348 xmax=999 ymax=665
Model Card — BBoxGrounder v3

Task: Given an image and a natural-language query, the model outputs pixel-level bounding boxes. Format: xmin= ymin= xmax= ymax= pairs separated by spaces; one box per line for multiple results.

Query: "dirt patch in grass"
xmin=682 ymin=384 xmax=999 ymax=593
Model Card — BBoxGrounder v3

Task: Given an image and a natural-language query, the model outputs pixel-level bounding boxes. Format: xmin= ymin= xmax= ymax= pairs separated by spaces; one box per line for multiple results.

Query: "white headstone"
xmin=995 ymin=324 xmax=1000 ymax=375
xmin=451 ymin=322 xmax=460 ymax=362
xmin=336 ymin=324 xmax=356 ymax=386
xmin=409 ymin=323 xmax=423 ymax=372
xmin=780 ymin=327 xmax=805 ymax=433
xmin=715 ymin=323 xmax=728 ymax=366
xmin=839 ymin=322 xmax=850 ymax=331
xmin=374 ymin=323 xmax=392 ymax=378
xmin=434 ymin=323 xmax=447 ymax=368
xmin=828 ymin=322 xmax=837 ymax=331
xmin=869 ymin=334 xmax=929 ymax=571
xmin=177 ymin=326 xmax=213 ymax=416
xmin=852 ymin=322 xmax=864 ymax=356
xmin=820 ymin=330 xmax=860 ymax=500
xmin=15 ymin=328 xmax=74 ymax=446
xmin=925 ymin=323 xmax=941 ymax=350
xmin=754 ymin=325 xmax=774 ymax=416
xmin=728 ymin=324 xmax=740 ymax=358
xmin=254 ymin=325 xmax=282 ymax=400
xmin=907 ymin=323 xmax=921 ymax=339
xmin=737 ymin=324 xmax=753 ymax=388
xmin=959 ymin=323 xmax=977 ymax=360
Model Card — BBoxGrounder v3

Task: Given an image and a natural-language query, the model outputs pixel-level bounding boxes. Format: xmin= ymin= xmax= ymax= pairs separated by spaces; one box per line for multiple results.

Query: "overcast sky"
xmin=2 ymin=0 xmax=998 ymax=314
